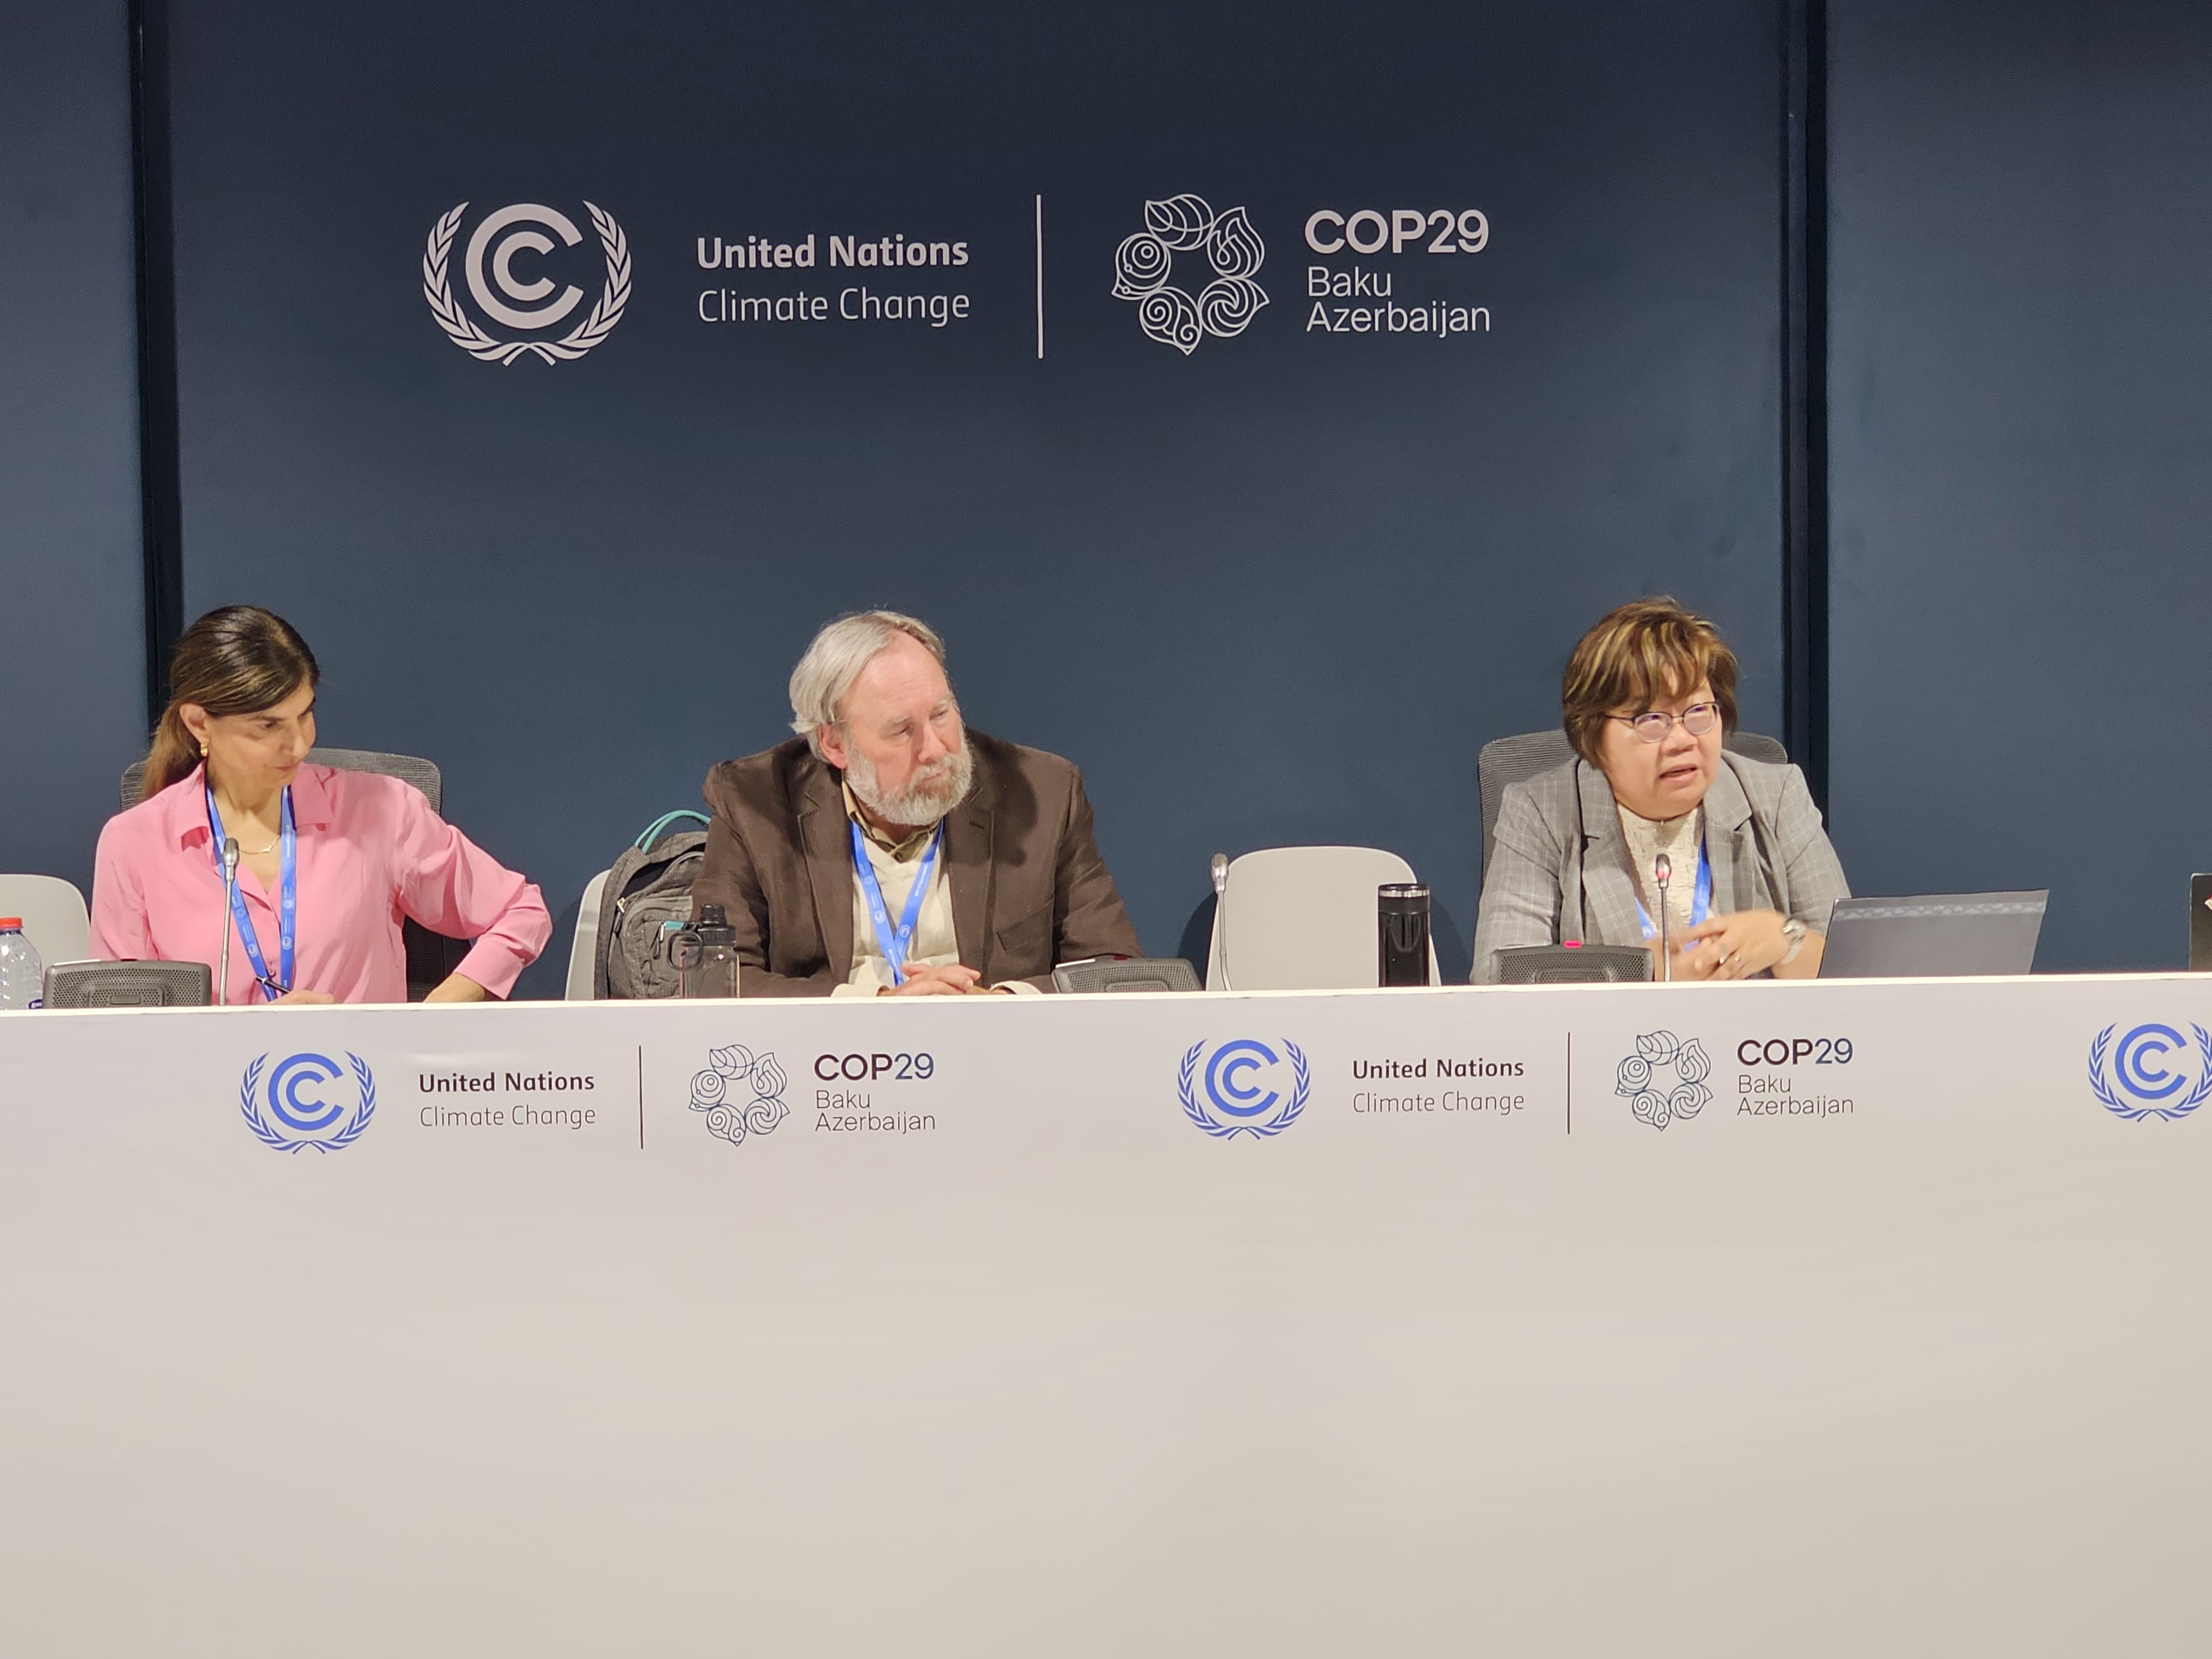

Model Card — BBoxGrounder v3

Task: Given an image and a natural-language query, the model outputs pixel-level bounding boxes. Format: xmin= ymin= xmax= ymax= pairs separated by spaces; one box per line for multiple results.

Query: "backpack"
xmin=595 ymin=810 xmax=712 ymax=999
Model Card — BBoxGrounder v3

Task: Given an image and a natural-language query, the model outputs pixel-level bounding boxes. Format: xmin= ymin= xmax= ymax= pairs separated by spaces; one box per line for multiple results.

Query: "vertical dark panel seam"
xmin=128 ymin=0 xmax=184 ymax=727
xmin=1781 ymin=0 xmax=1830 ymax=807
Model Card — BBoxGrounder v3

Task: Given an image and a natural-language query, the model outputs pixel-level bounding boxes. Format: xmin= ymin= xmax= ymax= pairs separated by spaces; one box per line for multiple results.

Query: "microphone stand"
xmin=218 ymin=837 xmax=240 ymax=1007
xmin=1653 ymin=852 xmax=1672 ymax=984
xmin=1209 ymin=853 xmax=1230 ymax=989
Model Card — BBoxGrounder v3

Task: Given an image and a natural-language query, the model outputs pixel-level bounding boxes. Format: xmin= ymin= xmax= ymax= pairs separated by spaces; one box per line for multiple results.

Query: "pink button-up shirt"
xmin=91 ymin=763 xmax=552 ymax=1003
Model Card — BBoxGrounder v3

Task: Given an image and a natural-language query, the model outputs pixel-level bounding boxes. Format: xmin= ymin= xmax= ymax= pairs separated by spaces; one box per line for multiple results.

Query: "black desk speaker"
xmin=1494 ymin=944 xmax=1651 ymax=985
xmin=43 ymin=960 xmax=213 ymax=1008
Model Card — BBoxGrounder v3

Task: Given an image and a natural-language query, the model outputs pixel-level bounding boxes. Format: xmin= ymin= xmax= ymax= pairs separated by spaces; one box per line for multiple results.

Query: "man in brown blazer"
xmin=692 ymin=610 xmax=1141 ymax=997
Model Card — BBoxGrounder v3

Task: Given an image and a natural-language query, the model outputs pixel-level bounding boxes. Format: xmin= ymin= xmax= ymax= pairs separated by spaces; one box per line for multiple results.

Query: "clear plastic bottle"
xmin=0 ymin=918 xmax=44 ymax=1010
xmin=668 ymin=904 xmax=740 ymax=998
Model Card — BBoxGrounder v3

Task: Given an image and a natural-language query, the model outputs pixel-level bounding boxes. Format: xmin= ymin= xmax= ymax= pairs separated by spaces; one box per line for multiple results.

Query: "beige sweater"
xmin=1618 ymin=804 xmax=1703 ymax=942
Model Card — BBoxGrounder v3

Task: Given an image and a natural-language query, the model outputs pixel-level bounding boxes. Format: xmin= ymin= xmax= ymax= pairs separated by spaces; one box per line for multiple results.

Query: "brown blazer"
xmin=691 ymin=729 xmax=1142 ymax=996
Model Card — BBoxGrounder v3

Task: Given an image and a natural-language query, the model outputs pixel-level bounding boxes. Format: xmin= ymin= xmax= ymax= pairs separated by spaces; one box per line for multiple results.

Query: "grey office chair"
xmin=1477 ymin=727 xmax=1787 ymax=886
xmin=120 ymin=747 xmax=442 ymax=813
xmin=118 ymin=747 xmax=457 ymax=999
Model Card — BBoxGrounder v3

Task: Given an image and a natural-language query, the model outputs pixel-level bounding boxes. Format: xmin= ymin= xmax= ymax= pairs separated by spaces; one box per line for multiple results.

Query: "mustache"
xmin=847 ymin=742 xmax=974 ymax=825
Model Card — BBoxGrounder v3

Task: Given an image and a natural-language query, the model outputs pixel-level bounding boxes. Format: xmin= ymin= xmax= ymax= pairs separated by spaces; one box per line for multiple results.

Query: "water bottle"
xmin=667 ymin=904 xmax=740 ymax=999
xmin=0 ymin=919 xmax=44 ymax=1010
xmin=1378 ymin=884 xmax=1431 ymax=988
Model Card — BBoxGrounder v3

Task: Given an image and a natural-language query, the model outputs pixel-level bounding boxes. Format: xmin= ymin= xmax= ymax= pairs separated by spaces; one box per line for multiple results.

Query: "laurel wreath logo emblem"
xmin=1113 ymin=194 xmax=1268 ymax=355
xmin=2089 ymin=1023 xmax=2212 ymax=1121
xmin=688 ymin=1045 xmax=790 ymax=1147
xmin=1616 ymin=1030 xmax=1712 ymax=1131
xmin=422 ymin=200 xmax=631 ymax=365
xmin=1178 ymin=1037 xmax=1310 ymax=1139
xmin=239 ymin=1051 xmax=377 ymax=1154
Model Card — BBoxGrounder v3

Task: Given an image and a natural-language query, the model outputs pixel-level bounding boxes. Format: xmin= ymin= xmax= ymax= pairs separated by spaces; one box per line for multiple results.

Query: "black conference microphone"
xmin=218 ymin=836 xmax=240 ymax=1008
xmin=1653 ymin=851 xmax=1672 ymax=984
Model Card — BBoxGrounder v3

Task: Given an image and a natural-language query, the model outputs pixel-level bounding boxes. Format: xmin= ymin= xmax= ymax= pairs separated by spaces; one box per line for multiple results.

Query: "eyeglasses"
xmin=1610 ymin=702 xmax=1720 ymax=744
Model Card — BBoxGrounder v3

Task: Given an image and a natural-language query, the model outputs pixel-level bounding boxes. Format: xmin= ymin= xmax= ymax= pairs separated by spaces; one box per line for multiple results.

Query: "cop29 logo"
xmin=1177 ymin=1037 xmax=1310 ymax=1139
xmin=2089 ymin=1022 xmax=2212 ymax=1121
xmin=423 ymin=200 xmax=632 ymax=365
xmin=689 ymin=1045 xmax=790 ymax=1148
xmin=240 ymin=1052 xmax=377 ymax=1154
xmin=1617 ymin=1030 xmax=1712 ymax=1131
xmin=1113 ymin=195 xmax=1268 ymax=355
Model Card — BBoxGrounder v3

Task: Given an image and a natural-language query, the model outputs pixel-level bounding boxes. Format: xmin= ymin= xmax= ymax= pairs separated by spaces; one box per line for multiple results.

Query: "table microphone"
xmin=1209 ymin=853 xmax=1230 ymax=987
xmin=1653 ymin=852 xmax=1672 ymax=983
xmin=217 ymin=836 xmax=240 ymax=1007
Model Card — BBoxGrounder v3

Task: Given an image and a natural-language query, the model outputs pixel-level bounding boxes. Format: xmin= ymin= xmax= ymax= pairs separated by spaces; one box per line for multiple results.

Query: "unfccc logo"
xmin=239 ymin=1051 xmax=377 ymax=1154
xmin=2089 ymin=1022 xmax=2212 ymax=1121
xmin=1177 ymin=1037 xmax=1310 ymax=1139
xmin=422 ymin=200 xmax=632 ymax=364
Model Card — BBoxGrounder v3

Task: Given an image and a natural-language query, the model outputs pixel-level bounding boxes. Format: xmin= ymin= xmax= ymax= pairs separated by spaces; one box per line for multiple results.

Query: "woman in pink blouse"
xmin=91 ymin=607 xmax=551 ymax=1004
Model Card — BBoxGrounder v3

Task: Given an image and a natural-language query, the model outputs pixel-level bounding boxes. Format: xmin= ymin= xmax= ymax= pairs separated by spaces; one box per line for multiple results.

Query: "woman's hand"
xmin=1673 ymin=910 xmax=1792 ymax=980
xmin=422 ymin=973 xmax=493 ymax=1004
xmin=268 ymin=988 xmax=338 ymax=1005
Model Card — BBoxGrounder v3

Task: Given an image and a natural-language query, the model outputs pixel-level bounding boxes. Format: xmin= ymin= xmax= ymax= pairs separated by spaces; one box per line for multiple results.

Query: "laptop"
xmin=1817 ymin=890 xmax=2048 ymax=978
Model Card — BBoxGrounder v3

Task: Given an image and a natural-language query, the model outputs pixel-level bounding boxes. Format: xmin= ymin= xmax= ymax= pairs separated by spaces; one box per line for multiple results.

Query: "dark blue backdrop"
xmin=1827 ymin=0 xmax=2212 ymax=970
xmin=158 ymin=0 xmax=1787 ymax=991
xmin=0 ymin=2 xmax=145 ymax=901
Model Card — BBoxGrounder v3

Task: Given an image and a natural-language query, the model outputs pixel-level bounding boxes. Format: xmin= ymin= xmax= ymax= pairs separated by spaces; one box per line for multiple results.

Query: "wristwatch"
xmin=1778 ymin=916 xmax=1808 ymax=965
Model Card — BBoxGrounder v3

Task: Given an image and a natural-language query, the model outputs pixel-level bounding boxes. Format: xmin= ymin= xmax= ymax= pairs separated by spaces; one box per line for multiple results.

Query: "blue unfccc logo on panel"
xmin=240 ymin=1052 xmax=377 ymax=1153
xmin=1177 ymin=1038 xmax=1311 ymax=1139
xmin=2089 ymin=1023 xmax=2212 ymax=1121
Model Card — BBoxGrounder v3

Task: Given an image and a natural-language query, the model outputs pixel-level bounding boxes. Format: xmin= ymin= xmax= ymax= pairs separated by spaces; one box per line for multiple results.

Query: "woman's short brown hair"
xmin=1560 ymin=596 xmax=1738 ymax=765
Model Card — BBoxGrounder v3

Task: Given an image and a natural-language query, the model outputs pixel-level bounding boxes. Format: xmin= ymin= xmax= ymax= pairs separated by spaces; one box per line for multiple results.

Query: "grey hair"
xmin=788 ymin=610 xmax=949 ymax=757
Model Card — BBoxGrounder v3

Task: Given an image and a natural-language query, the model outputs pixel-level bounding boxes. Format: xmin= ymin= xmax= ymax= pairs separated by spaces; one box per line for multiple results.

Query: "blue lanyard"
xmin=206 ymin=782 xmax=296 ymax=1001
xmin=1636 ymin=838 xmax=1713 ymax=940
xmin=850 ymin=819 xmax=942 ymax=983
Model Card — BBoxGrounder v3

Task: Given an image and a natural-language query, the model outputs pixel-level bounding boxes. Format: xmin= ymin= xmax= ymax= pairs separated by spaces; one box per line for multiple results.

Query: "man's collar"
xmin=839 ymin=780 xmax=938 ymax=861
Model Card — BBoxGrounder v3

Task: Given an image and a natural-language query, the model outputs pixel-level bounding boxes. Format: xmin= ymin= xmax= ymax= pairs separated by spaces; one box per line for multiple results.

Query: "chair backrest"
xmin=1476 ymin=728 xmax=1788 ymax=884
xmin=0 ymin=875 xmax=91 ymax=968
xmin=1205 ymin=846 xmax=1439 ymax=991
xmin=566 ymin=870 xmax=611 ymax=1000
xmin=43 ymin=959 xmax=211 ymax=1008
xmin=119 ymin=747 xmax=442 ymax=813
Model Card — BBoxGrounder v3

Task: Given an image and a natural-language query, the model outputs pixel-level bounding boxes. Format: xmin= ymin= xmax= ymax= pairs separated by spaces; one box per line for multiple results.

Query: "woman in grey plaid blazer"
xmin=1472 ymin=599 xmax=1849 ymax=984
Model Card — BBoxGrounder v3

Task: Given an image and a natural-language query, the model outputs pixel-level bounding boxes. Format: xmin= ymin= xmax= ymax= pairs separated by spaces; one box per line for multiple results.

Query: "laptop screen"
xmin=1817 ymin=891 xmax=2048 ymax=978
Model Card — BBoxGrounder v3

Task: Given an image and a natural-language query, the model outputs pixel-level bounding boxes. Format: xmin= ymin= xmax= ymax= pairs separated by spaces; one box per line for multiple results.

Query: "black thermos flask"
xmin=1378 ymin=883 xmax=1431 ymax=987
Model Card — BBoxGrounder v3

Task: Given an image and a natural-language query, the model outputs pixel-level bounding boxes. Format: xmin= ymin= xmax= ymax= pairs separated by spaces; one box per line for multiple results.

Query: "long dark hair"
xmin=140 ymin=607 xmax=321 ymax=800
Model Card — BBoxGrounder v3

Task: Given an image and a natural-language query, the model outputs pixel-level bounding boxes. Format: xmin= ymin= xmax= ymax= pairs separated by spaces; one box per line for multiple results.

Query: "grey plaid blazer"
xmin=1470 ymin=751 xmax=1849 ymax=983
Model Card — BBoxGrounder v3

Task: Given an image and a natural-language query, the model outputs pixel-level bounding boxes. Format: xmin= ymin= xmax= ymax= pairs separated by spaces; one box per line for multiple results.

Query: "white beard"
xmin=845 ymin=740 xmax=974 ymax=831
